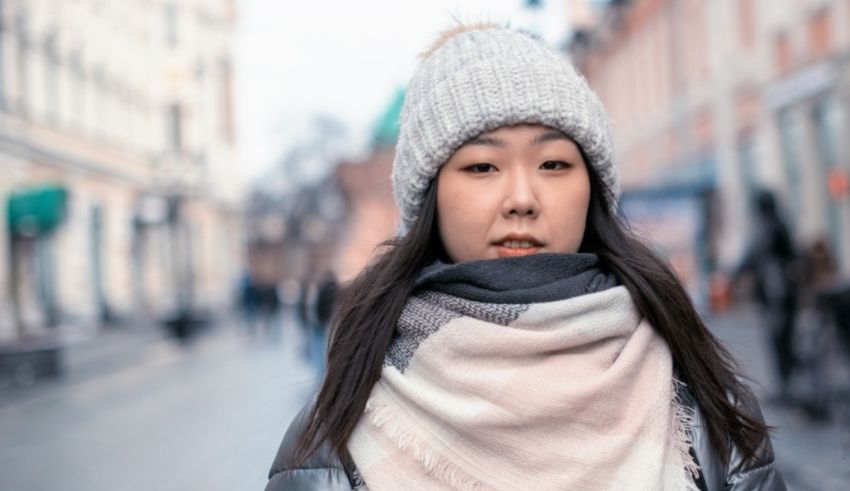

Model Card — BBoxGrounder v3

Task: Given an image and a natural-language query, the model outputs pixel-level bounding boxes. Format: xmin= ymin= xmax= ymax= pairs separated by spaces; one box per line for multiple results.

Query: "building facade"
xmin=569 ymin=0 xmax=850 ymax=302
xmin=0 ymin=0 xmax=241 ymax=341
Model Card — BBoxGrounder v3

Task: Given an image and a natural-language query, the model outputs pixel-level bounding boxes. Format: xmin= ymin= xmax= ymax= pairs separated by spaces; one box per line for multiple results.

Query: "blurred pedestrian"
xmin=255 ymin=283 xmax=281 ymax=336
xmin=266 ymin=24 xmax=783 ymax=490
xmin=238 ymin=271 xmax=260 ymax=334
xmin=295 ymin=279 xmax=312 ymax=330
xmin=306 ymin=271 xmax=338 ymax=375
xmin=732 ymin=190 xmax=802 ymax=402
xmin=295 ymin=279 xmax=317 ymax=360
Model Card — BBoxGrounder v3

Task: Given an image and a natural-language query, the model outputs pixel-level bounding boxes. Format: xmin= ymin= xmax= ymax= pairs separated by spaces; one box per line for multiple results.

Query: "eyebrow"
xmin=465 ymin=135 xmax=506 ymax=147
xmin=530 ymin=130 xmax=570 ymax=145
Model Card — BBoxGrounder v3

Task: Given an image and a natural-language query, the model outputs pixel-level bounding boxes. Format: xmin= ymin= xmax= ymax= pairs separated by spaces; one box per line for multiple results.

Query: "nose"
xmin=501 ymin=170 xmax=540 ymax=219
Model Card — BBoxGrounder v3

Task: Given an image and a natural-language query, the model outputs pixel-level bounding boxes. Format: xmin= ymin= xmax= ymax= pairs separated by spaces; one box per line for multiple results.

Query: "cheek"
xmin=545 ymin=182 xmax=591 ymax=251
xmin=436 ymin=177 xmax=494 ymax=261
xmin=438 ymin=178 xmax=475 ymax=224
xmin=437 ymin=186 xmax=470 ymax=243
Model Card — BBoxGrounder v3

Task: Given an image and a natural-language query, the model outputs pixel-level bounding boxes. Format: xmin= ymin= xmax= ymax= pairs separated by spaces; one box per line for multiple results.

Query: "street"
xmin=0 ymin=313 xmax=319 ymax=491
xmin=0 ymin=306 xmax=848 ymax=490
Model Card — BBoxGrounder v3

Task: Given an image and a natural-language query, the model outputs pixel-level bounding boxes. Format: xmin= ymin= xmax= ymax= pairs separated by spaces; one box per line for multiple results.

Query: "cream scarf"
xmin=348 ymin=254 xmax=699 ymax=490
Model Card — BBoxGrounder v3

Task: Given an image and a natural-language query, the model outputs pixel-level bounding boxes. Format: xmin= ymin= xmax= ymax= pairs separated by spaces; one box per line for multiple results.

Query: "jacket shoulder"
xmin=682 ymin=383 xmax=786 ymax=490
xmin=724 ymin=387 xmax=786 ymax=490
xmin=265 ymin=402 xmax=353 ymax=491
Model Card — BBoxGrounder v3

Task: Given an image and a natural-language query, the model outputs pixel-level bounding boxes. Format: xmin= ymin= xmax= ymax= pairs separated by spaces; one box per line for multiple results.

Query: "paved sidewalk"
xmin=0 ymin=315 xmax=240 ymax=408
xmin=0 ymin=313 xmax=317 ymax=491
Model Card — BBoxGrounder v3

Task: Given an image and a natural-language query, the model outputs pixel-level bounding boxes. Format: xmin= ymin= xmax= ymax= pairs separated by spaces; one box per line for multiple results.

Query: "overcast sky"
xmin=234 ymin=0 xmax=575 ymax=184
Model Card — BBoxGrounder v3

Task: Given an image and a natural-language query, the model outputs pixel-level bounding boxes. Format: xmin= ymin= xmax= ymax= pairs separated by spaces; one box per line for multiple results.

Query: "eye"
xmin=464 ymin=163 xmax=497 ymax=173
xmin=540 ymin=160 xmax=570 ymax=170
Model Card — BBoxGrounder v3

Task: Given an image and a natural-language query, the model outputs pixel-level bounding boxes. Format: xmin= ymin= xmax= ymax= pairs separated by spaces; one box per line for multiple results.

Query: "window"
xmin=168 ymin=103 xmax=182 ymax=151
xmin=93 ymin=66 xmax=105 ymax=138
xmin=812 ymin=97 xmax=845 ymax=254
xmin=807 ymin=8 xmax=832 ymax=59
xmin=69 ymin=50 xmax=83 ymax=129
xmin=738 ymin=0 xmax=756 ymax=50
xmin=735 ymin=134 xmax=758 ymax=215
xmin=219 ymin=58 xmax=234 ymax=143
xmin=776 ymin=109 xmax=803 ymax=222
xmin=774 ymin=31 xmax=793 ymax=73
xmin=0 ymin=0 xmax=6 ymax=107
xmin=165 ymin=4 xmax=177 ymax=48
xmin=44 ymin=31 xmax=58 ymax=121
xmin=812 ymin=97 xmax=841 ymax=169
xmin=14 ymin=11 xmax=28 ymax=113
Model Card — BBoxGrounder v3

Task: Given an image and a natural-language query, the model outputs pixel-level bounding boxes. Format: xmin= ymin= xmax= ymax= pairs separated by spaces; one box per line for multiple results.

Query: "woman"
xmin=265 ymin=24 xmax=784 ymax=490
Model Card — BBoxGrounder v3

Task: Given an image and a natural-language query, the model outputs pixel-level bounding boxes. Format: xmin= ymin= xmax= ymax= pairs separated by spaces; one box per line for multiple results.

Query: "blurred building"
xmin=333 ymin=90 xmax=402 ymax=282
xmin=569 ymin=0 xmax=850 ymax=301
xmin=0 ymin=0 xmax=241 ymax=342
xmin=333 ymin=149 xmax=396 ymax=282
xmin=243 ymin=90 xmax=402 ymax=294
xmin=245 ymin=176 xmax=347 ymax=290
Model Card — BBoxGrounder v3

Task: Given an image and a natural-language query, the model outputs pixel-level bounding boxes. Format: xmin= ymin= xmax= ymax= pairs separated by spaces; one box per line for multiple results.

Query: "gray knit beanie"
xmin=392 ymin=25 xmax=618 ymax=235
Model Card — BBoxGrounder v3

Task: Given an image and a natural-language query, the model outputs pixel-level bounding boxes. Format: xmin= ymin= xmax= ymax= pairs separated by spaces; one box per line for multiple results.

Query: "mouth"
xmin=493 ymin=235 xmax=544 ymax=258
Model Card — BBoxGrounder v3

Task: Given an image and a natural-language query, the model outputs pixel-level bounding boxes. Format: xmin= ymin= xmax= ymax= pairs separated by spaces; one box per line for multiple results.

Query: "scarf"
xmin=348 ymin=253 xmax=699 ymax=490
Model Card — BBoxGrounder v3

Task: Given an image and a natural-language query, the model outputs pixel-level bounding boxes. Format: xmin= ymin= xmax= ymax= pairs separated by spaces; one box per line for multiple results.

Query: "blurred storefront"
xmin=620 ymin=183 xmax=718 ymax=306
xmin=6 ymin=185 xmax=68 ymax=331
xmin=0 ymin=0 xmax=242 ymax=345
xmin=569 ymin=0 xmax=850 ymax=305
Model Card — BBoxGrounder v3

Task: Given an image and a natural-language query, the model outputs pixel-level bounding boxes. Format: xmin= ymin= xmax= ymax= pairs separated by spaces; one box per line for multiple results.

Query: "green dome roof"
xmin=372 ymin=88 xmax=405 ymax=147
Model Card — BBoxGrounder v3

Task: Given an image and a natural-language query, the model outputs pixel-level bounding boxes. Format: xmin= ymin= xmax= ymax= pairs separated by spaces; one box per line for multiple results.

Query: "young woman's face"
xmin=436 ymin=124 xmax=591 ymax=263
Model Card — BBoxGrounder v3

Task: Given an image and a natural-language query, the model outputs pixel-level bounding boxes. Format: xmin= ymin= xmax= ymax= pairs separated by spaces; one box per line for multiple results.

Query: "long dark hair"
xmin=291 ymin=155 xmax=770 ymax=470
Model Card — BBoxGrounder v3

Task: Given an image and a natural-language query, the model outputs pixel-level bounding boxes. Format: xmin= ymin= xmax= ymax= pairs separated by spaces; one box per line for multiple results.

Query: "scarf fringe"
xmin=365 ymin=398 xmax=490 ymax=490
xmin=672 ymin=379 xmax=701 ymax=491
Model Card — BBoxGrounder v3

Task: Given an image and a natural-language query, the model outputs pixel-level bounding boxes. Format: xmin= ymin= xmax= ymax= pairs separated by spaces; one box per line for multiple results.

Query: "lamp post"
xmin=152 ymin=138 xmax=203 ymax=341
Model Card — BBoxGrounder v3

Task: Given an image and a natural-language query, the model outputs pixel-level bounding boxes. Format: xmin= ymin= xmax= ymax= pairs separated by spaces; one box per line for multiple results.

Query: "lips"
xmin=499 ymin=239 xmax=534 ymax=249
xmin=493 ymin=235 xmax=544 ymax=257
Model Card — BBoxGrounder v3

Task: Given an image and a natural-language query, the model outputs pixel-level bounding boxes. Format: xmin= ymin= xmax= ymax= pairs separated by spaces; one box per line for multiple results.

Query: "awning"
xmin=7 ymin=185 xmax=68 ymax=236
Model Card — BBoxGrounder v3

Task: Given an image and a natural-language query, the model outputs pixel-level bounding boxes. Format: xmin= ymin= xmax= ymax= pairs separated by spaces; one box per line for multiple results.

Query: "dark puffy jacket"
xmin=265 ymin=386 xmax=785 ymax=490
